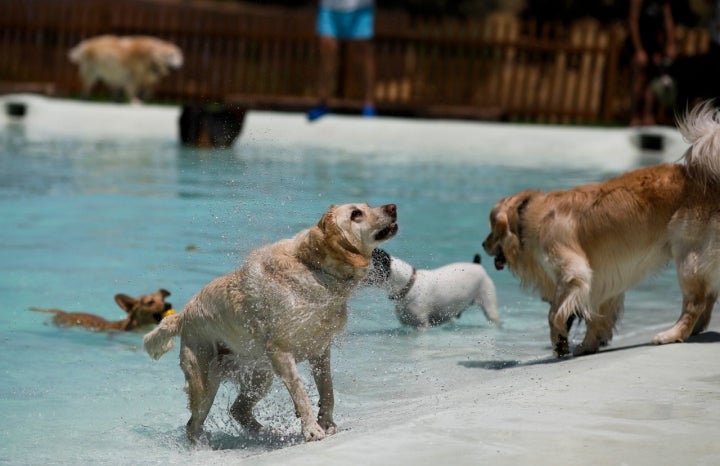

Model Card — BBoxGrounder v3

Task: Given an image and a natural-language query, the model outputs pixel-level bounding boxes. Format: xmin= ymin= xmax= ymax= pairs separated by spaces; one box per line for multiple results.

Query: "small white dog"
xmin=365 ymin=249 xmax=500 ymax=328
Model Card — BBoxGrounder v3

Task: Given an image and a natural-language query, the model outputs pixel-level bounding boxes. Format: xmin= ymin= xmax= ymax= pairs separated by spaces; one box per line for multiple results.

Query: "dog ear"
xmin=371 ymin=248 xmax=392 ymax=281
xmin=316 ymin=206 xmax=336 ymax=231
xmin=329 ymin=227 xmax=369 ymax=268
xmin=158 ymin=289 xmax=170 ymax=298
xmin=315 ymin=208 xmax=369 ymax=269
xmin=372 ymin=248 xmax=391 ymax=270
xmin=114 ymin=294 xmax=137 ymax=313
xmin=496 ymin=212 xmax=509 ymax=235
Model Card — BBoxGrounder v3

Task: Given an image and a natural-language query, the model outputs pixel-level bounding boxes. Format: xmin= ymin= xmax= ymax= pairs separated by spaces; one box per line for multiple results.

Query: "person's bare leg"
xmin=359 ymin=40 xmax=375 ymax=111
xmin=642 ymin=85 xmax=657 ymax=126
xmin=630 ymin=63 xmax=648 ymax=126
xmin=317 ymin=36 xmax=339 ymax=105
xmin=308 ymin=35 xmax=338 ymax=120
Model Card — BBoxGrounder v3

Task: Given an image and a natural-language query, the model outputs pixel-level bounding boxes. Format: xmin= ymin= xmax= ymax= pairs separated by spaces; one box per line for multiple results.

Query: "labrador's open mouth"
xmin=494 ymin=249 xmax=507 ymax=270
xmin=375 ymin=223 xmax=398 ymax=241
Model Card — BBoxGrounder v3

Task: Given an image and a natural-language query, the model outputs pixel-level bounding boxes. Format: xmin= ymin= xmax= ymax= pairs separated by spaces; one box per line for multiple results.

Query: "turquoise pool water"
xmin=0 ymin=119 xmax=682 ymax=464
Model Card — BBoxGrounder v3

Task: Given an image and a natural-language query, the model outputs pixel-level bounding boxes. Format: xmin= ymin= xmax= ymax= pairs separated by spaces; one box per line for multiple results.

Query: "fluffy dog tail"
xmin=678 ymin=101 xmax=720 ymax=186
xmin=143 ymin=312 xmax=181 ymax=359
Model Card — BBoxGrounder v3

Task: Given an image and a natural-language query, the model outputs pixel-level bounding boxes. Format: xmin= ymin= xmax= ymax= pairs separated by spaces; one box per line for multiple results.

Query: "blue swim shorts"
xmin=316 ymin=6 xmax=374 ymax=40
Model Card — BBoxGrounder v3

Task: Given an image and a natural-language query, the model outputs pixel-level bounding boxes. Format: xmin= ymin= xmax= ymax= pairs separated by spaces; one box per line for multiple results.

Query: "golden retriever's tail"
xmin=143 ymin=312 xmax=181 ymax=360
xmin=677 ymin=100 xmax=720 ymax=186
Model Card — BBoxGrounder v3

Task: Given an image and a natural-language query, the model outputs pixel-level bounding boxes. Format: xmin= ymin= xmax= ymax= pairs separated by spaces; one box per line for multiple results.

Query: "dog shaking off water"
xmin=483 ymin=102 xmax=720 ymax=357
xmin=144 ymin=203 xmax=398 ymax=443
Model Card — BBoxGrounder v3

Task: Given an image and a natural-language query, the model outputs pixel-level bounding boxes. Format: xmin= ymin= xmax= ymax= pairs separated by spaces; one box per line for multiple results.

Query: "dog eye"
xmin=350 ymin=209 xmax=363 ymax=221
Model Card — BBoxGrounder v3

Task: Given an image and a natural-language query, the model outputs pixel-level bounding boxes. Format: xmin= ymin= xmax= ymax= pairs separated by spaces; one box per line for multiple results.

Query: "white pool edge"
xmin=1 ymin=94 xmax=688 ymax=172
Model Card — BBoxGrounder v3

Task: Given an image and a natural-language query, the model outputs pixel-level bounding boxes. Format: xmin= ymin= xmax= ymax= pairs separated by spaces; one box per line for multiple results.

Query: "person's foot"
xmin=362 ymin=104 xmax=376 ymax=117
xmin=307 ymin=104 xmax=329 ymax=122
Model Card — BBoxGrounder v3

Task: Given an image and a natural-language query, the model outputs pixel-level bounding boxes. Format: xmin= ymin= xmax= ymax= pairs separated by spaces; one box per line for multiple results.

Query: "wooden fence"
xmin=0 ymin=0 xmax=711 ymax=124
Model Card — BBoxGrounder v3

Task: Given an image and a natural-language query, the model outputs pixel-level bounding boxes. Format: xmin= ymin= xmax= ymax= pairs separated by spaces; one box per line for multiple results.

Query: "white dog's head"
xmin=364 ymin=248 xmax=392 ymax=286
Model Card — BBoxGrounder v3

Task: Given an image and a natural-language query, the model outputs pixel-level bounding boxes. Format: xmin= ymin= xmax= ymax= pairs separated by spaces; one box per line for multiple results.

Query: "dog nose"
xmin=383 ymin=204 xmax=397 ymax=218
xmin=482 ymin=237 xmax=490 ymax=251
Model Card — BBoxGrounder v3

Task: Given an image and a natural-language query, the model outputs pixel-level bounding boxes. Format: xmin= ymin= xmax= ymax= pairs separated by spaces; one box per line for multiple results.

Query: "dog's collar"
xmin=389 ymin=268 xmax=417 ymax=301
xmin=517 ymin=197 xmax=530 ymax=247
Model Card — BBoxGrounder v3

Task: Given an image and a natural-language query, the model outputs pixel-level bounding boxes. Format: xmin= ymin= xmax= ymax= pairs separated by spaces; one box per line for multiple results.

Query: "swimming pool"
xmin=0 ymin=97 xmax=688 ymax=464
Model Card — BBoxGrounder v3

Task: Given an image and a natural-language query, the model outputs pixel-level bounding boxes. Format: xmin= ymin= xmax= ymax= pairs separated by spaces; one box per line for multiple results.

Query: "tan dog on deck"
xmin=144 ymin=203 xmax=398 ymax=444
xmin=31 ymin=289 xmax=175 ymax=332
xmin=483 ymin=102 xmax=720 ymax=357
xmin=68 ymin=35 xmax=183 ymax=104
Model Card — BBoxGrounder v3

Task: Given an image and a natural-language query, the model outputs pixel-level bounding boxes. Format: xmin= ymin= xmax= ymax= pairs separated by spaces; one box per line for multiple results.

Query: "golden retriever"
xmin=144 ymin=203 xmax=398 ymax=443
xmin=483 ymin=102 xmax=720 ymax=357
xmin=68 ymin=35 xmax=183 ymax=104
xmin=30 ymin=289 xmax=175 ymax=332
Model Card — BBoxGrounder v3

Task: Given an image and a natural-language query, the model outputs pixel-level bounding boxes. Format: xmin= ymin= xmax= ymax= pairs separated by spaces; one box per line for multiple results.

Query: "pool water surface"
xmin=0 ymin=112 xmax=684 ymax=464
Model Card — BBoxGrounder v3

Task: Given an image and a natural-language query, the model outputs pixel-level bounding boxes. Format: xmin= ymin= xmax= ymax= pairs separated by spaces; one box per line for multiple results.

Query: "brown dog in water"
xmin=30 ymin=289 xmax=175 ymax=332
xmin=483 ymin=102 xmax=720 ymax=357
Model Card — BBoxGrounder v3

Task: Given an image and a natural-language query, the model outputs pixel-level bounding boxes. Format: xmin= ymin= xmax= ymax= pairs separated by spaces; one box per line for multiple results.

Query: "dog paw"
xmin=318 ymin=418 xmax=337 ymax=435
xmin=554 ymin=337 xmax=570 ymax=357
xmin=186 ymin=428 xmax=211 ymax=447
xmin=572 ymin=343 xmax=599 ymax=357
xmin=652 ymin=330 xmax=684 ymax=345
xmin=238 ymin=417 xmax=265 ymax=433
xmin=302 ymin=421 xmax=327 ymax=442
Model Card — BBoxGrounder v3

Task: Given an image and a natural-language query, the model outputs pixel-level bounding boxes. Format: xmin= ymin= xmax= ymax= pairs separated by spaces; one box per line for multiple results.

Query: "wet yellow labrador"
xmin=144 ymin=203 xmax=398 ymax=443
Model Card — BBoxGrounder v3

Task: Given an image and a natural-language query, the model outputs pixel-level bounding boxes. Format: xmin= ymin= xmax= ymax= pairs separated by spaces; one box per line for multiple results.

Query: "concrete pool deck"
xmin=250 ymin=327 xmax=720 ymax=466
